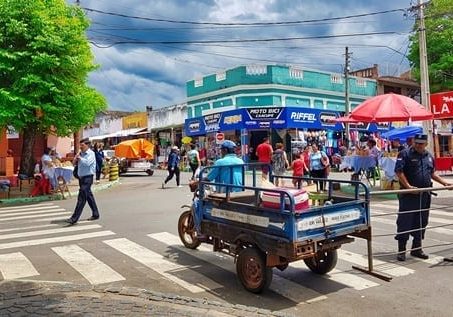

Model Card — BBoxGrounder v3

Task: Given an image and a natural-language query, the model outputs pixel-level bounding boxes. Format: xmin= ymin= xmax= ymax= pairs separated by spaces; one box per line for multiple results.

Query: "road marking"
xmin=0 ymin=203 xmax=55 ymax=211
xmin=52 ymin=244 xmax=125 ymax=284
xmin=372 ymin=203 xmax=453 ymax=218
xmin=148 ymin=232 xmax=328 ymax=303
xmin=0 ymin=224 xmax=59 ymax=233
xmin=0 ymin=212 xmax=71 ymax=222
xmin=372 ymin=210 xmax=453 ymax=225
xmin=104 ymin=238 xmax=222 ymax=294
xmin=26 ymin=216 xmax=70 ymax=224
xmin=371 ymin=217 xmax=453 ymax=236
xmin=0 ymin=208 xmax=66 ymax=217
xmin=337 ymin=249 xmax=414 ymax=277
xmin=0 ymin=224 xmax=102 ymax=241
xmin=289 ymin=261 xmax=379 ymax=290
xmin=0 ymin=205 xmax=63 ymax=214
xmin=0 ymin=252 xmax=39 ymax=279
xmin=0 ymin=231 xmax=115 ymax=250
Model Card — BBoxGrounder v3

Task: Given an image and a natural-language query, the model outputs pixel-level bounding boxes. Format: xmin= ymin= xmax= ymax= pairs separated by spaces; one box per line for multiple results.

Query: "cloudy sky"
xmin=74 ymin=0 xmax=417 ymax=112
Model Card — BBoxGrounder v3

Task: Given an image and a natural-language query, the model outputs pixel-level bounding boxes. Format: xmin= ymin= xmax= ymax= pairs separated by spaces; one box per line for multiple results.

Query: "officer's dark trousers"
xmin=71 ymin=175 xmax=100 ymax=222
xmin=165 ymin=166 xmax=180 ymax=186
xmin=395 ymin=192 xmax=431 ymax=243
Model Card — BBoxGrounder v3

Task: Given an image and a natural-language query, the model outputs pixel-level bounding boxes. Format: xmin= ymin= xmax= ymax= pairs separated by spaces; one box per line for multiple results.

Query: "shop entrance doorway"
xmin=249 ymin=130 xmax=269 ymax=161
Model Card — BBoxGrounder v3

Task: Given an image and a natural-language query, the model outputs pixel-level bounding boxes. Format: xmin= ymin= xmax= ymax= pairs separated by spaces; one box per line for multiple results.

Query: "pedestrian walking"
xmin=93 ymin=142 xmax=104 ymax=184
xmin=66 ymin=139 xmax=100 ymax=225
xmin=394 ymin=134 xmax=451 ymax=261
xmin=271 ymin=143 xmax=289 ymax=187
xmin=186 ymin=144 xmax=201 ymax=180
xmin=256 ymin=137 xmax=273 ymax=181
xmin=162 ymin=146 xmax=181 ymax=188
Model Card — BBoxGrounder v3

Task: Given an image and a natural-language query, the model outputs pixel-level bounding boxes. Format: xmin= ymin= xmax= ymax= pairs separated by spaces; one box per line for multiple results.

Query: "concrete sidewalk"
xmin=0 ymin=280 xmax=289 ymax=317
xmin=0 ymin=178 xmax=119 ymax=206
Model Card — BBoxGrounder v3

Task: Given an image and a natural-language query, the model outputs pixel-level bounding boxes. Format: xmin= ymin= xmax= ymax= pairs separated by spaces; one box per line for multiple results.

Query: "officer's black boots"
xmin=410 ymin=240 xmax=429 ymax=259
xmin=397 ymin=240 xmax=407 ymax=261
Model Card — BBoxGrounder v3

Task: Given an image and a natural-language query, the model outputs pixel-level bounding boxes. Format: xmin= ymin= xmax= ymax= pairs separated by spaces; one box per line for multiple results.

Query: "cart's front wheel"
xmin=146 ymin=169 xmax=154 ymax=176
xmin=178 ymin=210 xmax=201 ymax=249
xmin=236 ymin=247 xmax=272 ymax=293
xmin=304 ymin=249 xmax=338 ymax=274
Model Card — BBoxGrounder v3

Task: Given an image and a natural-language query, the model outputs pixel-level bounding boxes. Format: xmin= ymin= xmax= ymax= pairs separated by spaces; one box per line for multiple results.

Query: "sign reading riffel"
xmin=431 ymin=91 xmax=453 ymax=119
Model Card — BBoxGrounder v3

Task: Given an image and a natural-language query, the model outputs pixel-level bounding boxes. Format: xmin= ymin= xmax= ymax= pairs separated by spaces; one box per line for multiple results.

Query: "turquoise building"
xmin=184 ymin=64 xmax=379 ymax=161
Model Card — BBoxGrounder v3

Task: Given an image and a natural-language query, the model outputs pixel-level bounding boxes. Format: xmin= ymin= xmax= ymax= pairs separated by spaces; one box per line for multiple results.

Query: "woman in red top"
xmin=291 ymin=153 xmax=308 ymax=188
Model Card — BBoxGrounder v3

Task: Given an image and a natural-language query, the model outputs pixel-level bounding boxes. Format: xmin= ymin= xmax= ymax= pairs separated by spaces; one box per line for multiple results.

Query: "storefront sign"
xmin=204 ymin=113 xmax=221 ymax=132
xmin=246 ymin=107 xmax=283 ymax=120
xmin=286 ymin=107 xmax=343 ymax=130
xmin=431 ymin=91 xmax=453 ymax=119
xmin=185 ymin=118 xmax=205 ymax=136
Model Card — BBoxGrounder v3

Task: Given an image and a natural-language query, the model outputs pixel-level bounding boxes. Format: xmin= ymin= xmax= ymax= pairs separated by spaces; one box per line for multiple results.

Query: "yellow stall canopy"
xmin=114 ymin=138 xmax=154 ymax=159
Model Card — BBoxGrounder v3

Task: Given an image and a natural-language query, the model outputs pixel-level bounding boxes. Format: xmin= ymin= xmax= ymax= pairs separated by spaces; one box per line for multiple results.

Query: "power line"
xmin=82 ymin=6 xmax=407 ymax=26
xmin=89 ymin=31 xmax=401 ymax=48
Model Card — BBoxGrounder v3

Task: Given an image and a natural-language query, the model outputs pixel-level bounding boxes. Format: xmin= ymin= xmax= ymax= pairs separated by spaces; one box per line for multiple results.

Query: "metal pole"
xmin=418 ymin=0 xmax=434 ymax=153
xmin=344 ymin=46 xmax=351 ymax=148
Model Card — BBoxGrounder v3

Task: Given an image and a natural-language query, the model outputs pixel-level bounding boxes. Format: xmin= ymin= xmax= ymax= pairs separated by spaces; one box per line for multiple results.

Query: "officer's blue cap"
xmin=414 ymin=134 xmax=428 ymax=144
xmin=221 ymin=140 xmax=236 ymax=150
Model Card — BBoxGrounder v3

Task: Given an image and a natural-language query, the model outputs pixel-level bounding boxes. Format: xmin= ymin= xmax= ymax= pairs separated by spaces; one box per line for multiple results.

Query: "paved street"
xmin=0 ymin=169 xmax=452 ymax=316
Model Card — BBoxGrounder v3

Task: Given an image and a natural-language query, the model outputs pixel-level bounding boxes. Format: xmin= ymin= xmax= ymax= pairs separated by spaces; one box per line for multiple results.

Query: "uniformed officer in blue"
xmin=394 ymin=134 xmax=451 ymax=261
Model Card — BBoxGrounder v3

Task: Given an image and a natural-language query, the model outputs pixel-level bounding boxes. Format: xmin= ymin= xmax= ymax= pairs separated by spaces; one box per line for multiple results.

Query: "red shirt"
xmin=256 ymin=143 xmax=273 ymax=163
xmin=292 ymin=158 xmax=304 ymax=176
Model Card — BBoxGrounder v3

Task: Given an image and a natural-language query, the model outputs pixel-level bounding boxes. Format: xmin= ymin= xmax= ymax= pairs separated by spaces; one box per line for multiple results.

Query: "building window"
xmin=331 ymin=74 xmax=343 ymax=84
xmin=356 ymin=78 xmax=367 ymax=87
xmin=289 ymin=67 xmax=303 ymax=79
xmin=194 ymin=78 xmax=203 ymax=87
xmin=216 ymin=71 xmax=226 ymax=81
xmin=246 ymin=65 xmax=267 ymax=75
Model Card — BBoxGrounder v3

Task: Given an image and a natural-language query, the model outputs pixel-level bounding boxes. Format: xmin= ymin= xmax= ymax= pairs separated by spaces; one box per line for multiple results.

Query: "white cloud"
xmin=78 ymin=0 xmax=415 ymax=111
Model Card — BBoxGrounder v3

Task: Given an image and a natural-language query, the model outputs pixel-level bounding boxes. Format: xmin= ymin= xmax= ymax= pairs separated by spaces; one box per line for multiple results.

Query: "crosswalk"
xmin=0 ymin=201 xmax=451 ymax=304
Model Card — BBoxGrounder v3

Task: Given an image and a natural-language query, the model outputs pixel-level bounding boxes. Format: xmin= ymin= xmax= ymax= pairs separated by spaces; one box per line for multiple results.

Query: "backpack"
xmin=272 ymin=150 xmax=286 ymax=174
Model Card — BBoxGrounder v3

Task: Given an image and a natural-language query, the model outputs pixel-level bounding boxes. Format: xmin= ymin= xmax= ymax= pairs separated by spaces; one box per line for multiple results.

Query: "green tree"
xmin=0 ymin=0 xmax=106 ymax=176
xmin=407 ymin=0 xmax=453 ymax=93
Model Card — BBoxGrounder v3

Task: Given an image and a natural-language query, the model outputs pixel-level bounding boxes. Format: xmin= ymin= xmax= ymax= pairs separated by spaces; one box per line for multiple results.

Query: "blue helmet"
xmin=221 ymin=140 xmax=236 ymax=151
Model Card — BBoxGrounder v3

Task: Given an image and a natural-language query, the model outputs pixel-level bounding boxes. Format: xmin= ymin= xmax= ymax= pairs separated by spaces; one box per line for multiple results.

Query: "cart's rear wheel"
xmin=304 ymin=249 xmax=338 ymax=274
xmin=178 ymin=210 xmax=201 ymax=249
xmin=236 ymin=247 xmax=272 ymax=293
xmin=146 ymin=169 xmax=154 ymax=176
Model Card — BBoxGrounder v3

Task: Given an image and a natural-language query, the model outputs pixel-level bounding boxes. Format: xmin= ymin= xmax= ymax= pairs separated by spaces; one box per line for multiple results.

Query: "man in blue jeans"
xmin=66 ymin=139 xmax=100 ymax=225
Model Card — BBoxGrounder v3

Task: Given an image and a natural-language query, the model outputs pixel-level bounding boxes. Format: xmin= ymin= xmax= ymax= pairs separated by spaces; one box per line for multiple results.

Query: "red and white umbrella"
xmin=348 ymin=93 xmax=433 ymax=123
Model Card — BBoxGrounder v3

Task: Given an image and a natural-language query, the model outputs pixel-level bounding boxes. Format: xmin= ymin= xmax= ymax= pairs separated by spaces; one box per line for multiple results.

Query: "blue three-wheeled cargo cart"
xmin=178 ymin=163 xmax=371 ymax=293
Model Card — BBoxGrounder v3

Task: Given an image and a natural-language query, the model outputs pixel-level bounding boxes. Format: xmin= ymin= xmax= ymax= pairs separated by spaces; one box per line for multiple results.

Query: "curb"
xmin=0 ymin=179 xmax=120 ymax=206
xmin=0 ymin=280 xmax=292 ymax=317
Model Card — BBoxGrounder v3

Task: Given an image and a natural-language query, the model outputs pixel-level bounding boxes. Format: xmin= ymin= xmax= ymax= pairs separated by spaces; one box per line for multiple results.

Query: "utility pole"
xmin=344 ymin=46 xmax=352 ymax=148
xmin=417 ymin=0 xmax=434 ymax=153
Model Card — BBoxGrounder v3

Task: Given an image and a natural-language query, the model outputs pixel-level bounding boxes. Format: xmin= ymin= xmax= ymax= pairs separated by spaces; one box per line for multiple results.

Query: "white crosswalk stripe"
xmin=0 ymin=252 xmax=39 ymax=279
xmin=337 ymin=249 xmax=414 ymax=277
xmin=52 ymin=245 xmax=125 ymax=284
xmin=104 ymin=237 xmax=223 ymax=293
xmin=0 ymin=224 xmax=103 ymax=241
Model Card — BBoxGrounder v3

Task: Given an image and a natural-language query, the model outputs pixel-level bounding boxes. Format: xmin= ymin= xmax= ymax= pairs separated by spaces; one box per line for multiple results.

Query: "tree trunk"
xmin=19 ymin=126 xmax=38 ymax=177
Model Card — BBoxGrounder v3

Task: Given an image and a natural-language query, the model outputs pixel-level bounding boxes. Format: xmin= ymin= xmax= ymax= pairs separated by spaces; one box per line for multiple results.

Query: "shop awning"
xmin=89 ymin=128 xmax=148 ymax=140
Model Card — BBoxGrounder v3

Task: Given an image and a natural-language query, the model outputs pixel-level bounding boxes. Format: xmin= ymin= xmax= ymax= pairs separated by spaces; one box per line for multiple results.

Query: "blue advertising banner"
xmin=184 ymin=117 xmax=205 ymax=136
xmin=286 ymin=107 xmax=343 ymax=130
xmin=184 ymin=107 xmax=390 ymax=136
